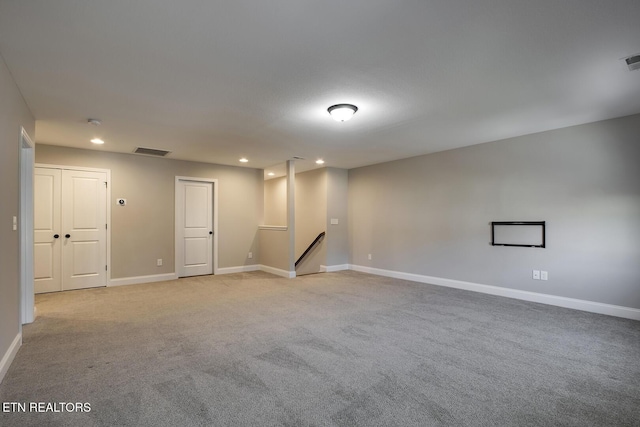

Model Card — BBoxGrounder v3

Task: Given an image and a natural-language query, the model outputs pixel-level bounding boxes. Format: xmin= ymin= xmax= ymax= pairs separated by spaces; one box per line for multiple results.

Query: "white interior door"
xmin=34 ymin=168 xmax=62 ymax=293
xmin=34 ymin=167 xmax=107 ymax=293
xmin=61 ymin=169 xmax=107 ymax=290
xmin=177 ymin=180 xmax=213 ymax=277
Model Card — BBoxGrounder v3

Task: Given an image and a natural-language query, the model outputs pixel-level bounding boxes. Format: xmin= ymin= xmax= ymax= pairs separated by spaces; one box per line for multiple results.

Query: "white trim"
xmin=105 ymin=170 xmax=112 ymax=286
xmin=175 ymin=177 xmax=219 ymax=276
xmin=349 ymin=265 xmax=640 ymax=321
xmin=0 ymin=333 xmax=21 ymax=384
xmin=320 ymin=264 xmax=350 ymax=273
xmin=217 ymin=265 xmax=261 ymax=275
xmin=258 ymin=225 xmax=288 ymax=231
xmin=260 ymin=265 xmax=296 ymax=278
xmin=35 ymin=163 xmax=111 ymax=174
xmin=20 ymin=128 xmax=34 ymax=324
xmin=108 ymin=273 xmax=178 ymax=287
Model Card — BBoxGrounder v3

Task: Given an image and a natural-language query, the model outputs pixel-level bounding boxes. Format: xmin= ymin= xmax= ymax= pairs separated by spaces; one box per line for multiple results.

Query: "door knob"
xmin=54 ymin=234 xmax=60 ymax=239
xmin=65 ymin=234 xmax=71 ymax=238
xmin=209 ymin=231 xmax=213 ymax=235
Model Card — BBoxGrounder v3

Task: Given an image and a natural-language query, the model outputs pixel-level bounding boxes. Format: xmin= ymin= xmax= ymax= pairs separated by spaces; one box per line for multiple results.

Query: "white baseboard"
xmin=260 ymin=265 xmax=296 ymax=278
xmin=217 ymin=265 xmax=261 ymax=275
xmin=0 ymin=332 xmax=22 ymax=384
xmin=350 ymin=265 xmax=640 ymax=321
xmin=109 ymin=273 xmax=178 ymax=287
xmin=320 ymin=264 xmax=350 ymax=273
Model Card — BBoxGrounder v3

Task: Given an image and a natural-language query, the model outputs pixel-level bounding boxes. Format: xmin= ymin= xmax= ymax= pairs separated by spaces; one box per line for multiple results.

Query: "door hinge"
xmin=105 ymin=265 xmax=108 ymax=271
xmin=105 ymin=223 xmax=108 ymax=230
xmin=104 ymin=181 xmax=108 ymax=188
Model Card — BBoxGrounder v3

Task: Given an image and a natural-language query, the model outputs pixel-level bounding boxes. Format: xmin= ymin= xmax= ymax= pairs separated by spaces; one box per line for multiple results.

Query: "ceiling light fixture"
xmin=625 ymin=54 xmax=640 ymax=71
xmin=87 ymin=118 xmax=102 ymax=126
xmin=315 ymin=159 xmax=325 ymax=165
xmin=239 ymin=158 xmax=249 ymax=163
xmin=328 ymin=104 xmax=358 ymax=122
xmin=91 ymin=138 xmax=104 ymax=145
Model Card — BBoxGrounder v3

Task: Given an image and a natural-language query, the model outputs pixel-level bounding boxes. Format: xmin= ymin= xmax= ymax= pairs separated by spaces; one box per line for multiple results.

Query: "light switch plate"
xmin=533 ymin=270 xmax=540 ymax=280
xmin=331 ymin=218 xmax=339 ymax=225
xmin=541 ymin=271 xmax=548 ymax=281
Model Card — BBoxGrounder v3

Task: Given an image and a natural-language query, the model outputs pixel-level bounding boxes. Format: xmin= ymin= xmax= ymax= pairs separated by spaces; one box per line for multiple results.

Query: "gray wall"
xmin=326 ymin=168 xmax=349 ymax=267
xmin=259 ymin=229 xmax=290 ymax=271
xmin=36 ymin=145 xmax=263 ymax=278
xmin=349 ymin=114 xmax=640 ymax=309
xmin=264 ymin=176 xmax=287 ymax=226
xmin=0 ymin=56 xmax=35 ymax=369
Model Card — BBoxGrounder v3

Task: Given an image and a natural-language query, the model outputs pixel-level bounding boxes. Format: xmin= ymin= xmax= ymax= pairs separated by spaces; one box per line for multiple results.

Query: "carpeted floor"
xmin=1 ymin=270 xmax=639 ymax=426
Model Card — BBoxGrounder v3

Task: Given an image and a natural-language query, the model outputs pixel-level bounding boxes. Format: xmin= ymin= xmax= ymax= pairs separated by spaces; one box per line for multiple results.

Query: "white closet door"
xmin=34 ymin=168 xmax=62 ymax=293
xmin=177 ymin=180 xmax=213 ymax=277
xmin=61 ymin=169 xmax=107 ymax=290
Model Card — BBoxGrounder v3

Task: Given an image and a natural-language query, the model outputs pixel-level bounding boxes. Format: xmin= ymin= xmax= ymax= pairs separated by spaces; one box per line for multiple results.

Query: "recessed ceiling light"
xmin=267 ymin=172 xmax=275 ymax=176
xmin=315 ymin=159 xmax=325 ymax=165
xmin=328 ymin=104 xmax=358 ymax=122
xmin=91 ymin=138 xmax=104 ymax=145
xmin=239 ymin=158 xmax=249 ymax=163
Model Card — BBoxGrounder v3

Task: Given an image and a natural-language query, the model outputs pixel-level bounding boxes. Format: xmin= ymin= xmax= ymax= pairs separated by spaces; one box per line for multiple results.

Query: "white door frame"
xmin=175 ymin=177 xmax=219 ymax=276
xmin=19 ymin=128 xmax=34 ymax=324
xmin=35 ymin=164 xmax=111 ymax=287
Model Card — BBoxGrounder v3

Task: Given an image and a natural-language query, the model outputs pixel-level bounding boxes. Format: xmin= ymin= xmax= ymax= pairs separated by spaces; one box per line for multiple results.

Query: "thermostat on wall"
xmin=116 ymin=198 xmax=127 ymax=206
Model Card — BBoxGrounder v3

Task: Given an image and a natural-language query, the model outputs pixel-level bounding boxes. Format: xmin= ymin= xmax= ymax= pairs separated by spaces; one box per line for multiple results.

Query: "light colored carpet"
xmin=1 ymin=270 xmax=639 ymax=426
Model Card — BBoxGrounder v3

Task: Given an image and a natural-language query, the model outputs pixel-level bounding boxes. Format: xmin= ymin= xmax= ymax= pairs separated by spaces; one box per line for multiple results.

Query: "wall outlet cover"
xmin=541 ymin=271 xmax=548 ymax=281
xmin=533 ymin=270 xmax=541 ymax=280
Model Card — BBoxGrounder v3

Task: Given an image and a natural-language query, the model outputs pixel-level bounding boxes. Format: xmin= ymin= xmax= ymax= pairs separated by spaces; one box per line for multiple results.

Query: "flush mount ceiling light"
xmin=239 ymin=158 xmax=249 ymax=163
xmin=328 ymin=104 xmax=358 ymax=122
xmin=90 ymin=138 xmax=104 ymax=145
xmin=315 ymin=159 xmax=325 ymax=165
xmin=87 ymin=118 xmax=102 ymax=126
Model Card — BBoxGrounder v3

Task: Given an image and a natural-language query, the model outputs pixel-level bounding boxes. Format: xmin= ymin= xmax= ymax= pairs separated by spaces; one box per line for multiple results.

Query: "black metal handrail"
xmin=295 ymin=231 xmax=325 ymax=267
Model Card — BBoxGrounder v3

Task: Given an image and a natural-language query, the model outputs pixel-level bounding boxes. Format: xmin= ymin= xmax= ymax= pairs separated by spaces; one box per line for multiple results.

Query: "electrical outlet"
xmin=157 ymin=259 xmax=163 ymax=266
xmin=368 ymin=254 xmax=372 ymax=260
xmin=248 ymin=252 xmax=253 ymax=259
xmin=541 ymin=271 xmax=548 ymax=281
xmin=12 ymin=216 xmax=17 ymax=231
xmin=532 ymin=270 xmax=540 ymax=280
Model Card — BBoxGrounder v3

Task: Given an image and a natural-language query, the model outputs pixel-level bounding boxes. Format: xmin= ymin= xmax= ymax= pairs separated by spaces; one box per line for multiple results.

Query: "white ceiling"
xmin=1 ymin=0 xmax=639 ymax=172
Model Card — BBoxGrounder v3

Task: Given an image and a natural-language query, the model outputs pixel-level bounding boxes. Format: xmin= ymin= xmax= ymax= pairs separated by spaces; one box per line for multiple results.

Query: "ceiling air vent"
xmin=625 ymin=54 xmax=640 ymax=71
xmin=134 ymin=147 xmax=171 ymax=157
